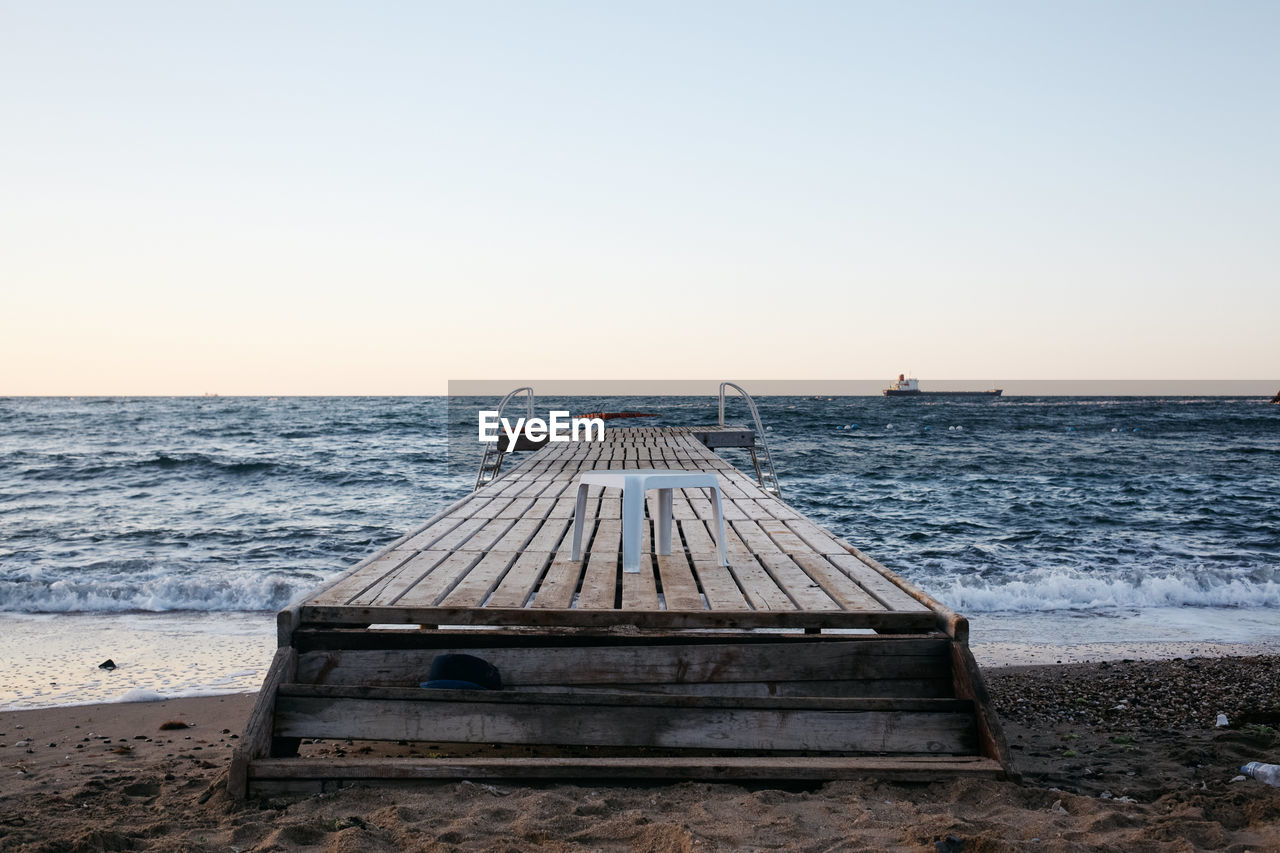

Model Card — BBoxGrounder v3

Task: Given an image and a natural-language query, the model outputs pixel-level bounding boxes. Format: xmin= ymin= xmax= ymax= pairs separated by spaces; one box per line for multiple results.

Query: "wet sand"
xmin=1 ymin=657 xmax=1278 ymax=852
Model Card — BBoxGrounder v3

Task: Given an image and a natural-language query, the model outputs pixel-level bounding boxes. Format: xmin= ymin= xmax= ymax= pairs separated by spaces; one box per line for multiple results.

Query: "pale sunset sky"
xmin=2 ymin=1 xmax=1277 ymax=395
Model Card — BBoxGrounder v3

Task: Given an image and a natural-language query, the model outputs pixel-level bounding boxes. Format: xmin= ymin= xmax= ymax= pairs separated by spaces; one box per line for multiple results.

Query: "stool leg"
xmin=657 ymin=488 xmax=673 ymax=555
xmin=710 ymin=486 xmax=728 ymax=566
xmin=571 ymin=483 xmax=590 ymax=561
xmin=621 ymin=482 xmax=643 ymax=573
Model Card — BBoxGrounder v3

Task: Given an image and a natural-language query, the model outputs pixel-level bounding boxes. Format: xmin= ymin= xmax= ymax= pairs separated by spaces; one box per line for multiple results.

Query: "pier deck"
xmin=296 ymin=427 xmax=946 ymax=635
xmin=233 ymin=425 xmax=1006 ymax=798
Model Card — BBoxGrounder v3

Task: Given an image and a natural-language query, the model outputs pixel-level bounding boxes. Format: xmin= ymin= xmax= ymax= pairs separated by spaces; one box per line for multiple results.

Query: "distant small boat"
xmin=883 ymin=375 xmax=1002 ymax=397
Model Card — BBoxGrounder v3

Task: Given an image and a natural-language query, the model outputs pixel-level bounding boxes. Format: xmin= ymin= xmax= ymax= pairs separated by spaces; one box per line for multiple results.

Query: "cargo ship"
xmin=883 ymin=375 xmax=1003 ymax=397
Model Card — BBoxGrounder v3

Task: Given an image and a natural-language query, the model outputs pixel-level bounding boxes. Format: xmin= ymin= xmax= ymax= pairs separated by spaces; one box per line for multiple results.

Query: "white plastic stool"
xmin=570 ymin=469 xmax=727 ymax=573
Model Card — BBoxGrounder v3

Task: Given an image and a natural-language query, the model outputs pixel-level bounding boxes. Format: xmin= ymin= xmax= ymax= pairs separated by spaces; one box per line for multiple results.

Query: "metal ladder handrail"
xmin=474 ymin=386 xmax=535 ymax=491
xmin=718 ymin=381 xmax=781 ymax=498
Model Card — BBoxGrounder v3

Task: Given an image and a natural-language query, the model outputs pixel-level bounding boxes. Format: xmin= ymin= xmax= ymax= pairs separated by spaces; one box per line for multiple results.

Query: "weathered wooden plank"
xmin=654 ymin=551 xmax=703 ymax=611
xmin=952 ymin=641 xmax=1014 ymax=774
xmin=515 ymin=678 xmax=953 ymax=699
xmin=715 ymin=466 xmax=763 ymax=494
xmin=398 ymin=515 xmax=469 ymax=551
xmin=730 ymin=498 xmax=772 ymax=521
xmin=229 ymin=646 xmax=296 ymax=799
xmin=299 ymin=604 xmax=938 ymax=631
xmin=392 ymin=551 xmax=483 ymax=607
xmin=455 ymin=517 xmax=517 ymax=552
xmin=539 ymin=479 xmax=571 ymax=499
xmin=845 ymin=544 xmax=968 ymax=639
xmin=281 ymin=682 xmax=967 ymax=712
xmin=467 ymin=516 xmax=534 ymax=552
xmin=521 ymin=496 xmax=557 ymax=521
xmin=717 ymin=477 xmax=750 ymax=501
xmin=621 ymin=556 xmax=660 ymax=611
xmin=523 ymin=517 xmax=570 ymax=553
xmin=292 ymin=638 xmax=951 ymax=687
xmin=530 ymin=517 xmax=588 ymax=609
xmin=719 ymin=521 xmax=755 ymax=558
xmin=691 ymin=495 xmax=747 ymax=522
xmin=469 ymin=497 xmax=511 ymax=519
xmin=757 ymin=548 xmax=839 ymax=607
xmin=578 ymin=518 xmax=621 ymax=609
xmin=678 ymin=516 xmax=719 ymax=559
xmin=734 ymin=521 xmax=841 ymax=611
xmin=350 ymin=551 xmax=451 ymax=607
xmin=274 ymin=688 xmax=977 ymax=753
xmin=308 ymin=549 xmax=417 ymax=606
xmin=484 ymin=550 xmax=552 ymax=609
xmin=488 ymin=469 xmax=548 ymax=497
xmin=248 ymin=755 xmax=1004 ymax=788
xmin=690 ymin=558 xmax=751 ymax=610
xmin=827 ymin=553 xmax=932 ymax=613
xmin=289 ymin=628 xmax=944 ymax=652
xmin=757 ymin=518 xmax=813 ymax=555
xmin=424 ymin=516 xmax=488 ymax=552
xmin=719 ymin=526 xmax=794 ymax=611
xmin=439 ymin=551 xmax=519 ymax=608
xmin=548 ymin=498 xmax=577 ymax=520
xmin=789 ymin=552 xmax=885 ymax=611
xmin=784 ymin=516 xmax=855 ymax=556
xmin=496 ymin=496 xmax=538 ymax=519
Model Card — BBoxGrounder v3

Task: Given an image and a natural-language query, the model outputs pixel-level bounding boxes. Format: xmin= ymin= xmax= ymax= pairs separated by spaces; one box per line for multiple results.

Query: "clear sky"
xmin=2 ymin=1 xmax=1277 ymax=395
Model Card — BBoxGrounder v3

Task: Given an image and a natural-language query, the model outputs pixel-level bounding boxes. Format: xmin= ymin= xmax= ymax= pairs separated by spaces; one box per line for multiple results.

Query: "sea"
xmin=2 ymin=395 xmax=1278 ymax=710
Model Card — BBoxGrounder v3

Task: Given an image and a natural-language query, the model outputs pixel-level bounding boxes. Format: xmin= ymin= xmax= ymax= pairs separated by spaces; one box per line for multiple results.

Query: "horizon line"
xmin=4 ymin=379 xmax=1279 ymax=398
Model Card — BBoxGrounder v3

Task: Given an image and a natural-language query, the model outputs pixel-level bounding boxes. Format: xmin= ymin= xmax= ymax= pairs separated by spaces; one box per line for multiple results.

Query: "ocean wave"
xmin=941 ymin=570 xmax=1280 ymax=613
xmin=141 ymin=454 xmax=279 ymax=474
xmin=0 ymin=571 xmax=323 ymax=613
xmin=7 ymin=450 xmax=435 ymax=488
xmin=10 ymin=452 xmax=283 ymax=481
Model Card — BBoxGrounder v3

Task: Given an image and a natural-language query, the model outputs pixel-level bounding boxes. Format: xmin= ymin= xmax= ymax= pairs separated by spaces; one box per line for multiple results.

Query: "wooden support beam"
xmin=273 ymin=685 xmax=977 ymax=754
xmin=951 ymin=641 xmax=1014 ymax=781
xmin=229 ymin=647 xmax=296 ymax=799
xmin=247 ymin=755 xmax=1006 ymax=791
xmin=298 ymin=604 xmax=938 ymax=632
xmin=292 ymin=637 xmax=952 ymax=687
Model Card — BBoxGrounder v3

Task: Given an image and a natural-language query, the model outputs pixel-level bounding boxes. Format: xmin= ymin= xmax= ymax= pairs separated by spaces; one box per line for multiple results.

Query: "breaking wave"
xmin=942 ymin=569 xmax=1280 ymax=613
xmin=0 ymin=570 xmax=321 ymax=613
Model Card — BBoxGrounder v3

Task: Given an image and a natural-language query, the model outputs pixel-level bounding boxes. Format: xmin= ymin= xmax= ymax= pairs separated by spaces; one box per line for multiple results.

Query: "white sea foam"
xmin=944 ymin=571 xmax=1280 ymax=613
xmin=0 ymin=572 xmax=319 ymax=613
xmin=117 ymin=688 xmax=166 ymax=703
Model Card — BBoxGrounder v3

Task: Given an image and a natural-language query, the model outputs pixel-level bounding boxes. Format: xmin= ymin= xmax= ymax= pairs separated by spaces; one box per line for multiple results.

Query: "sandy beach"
xmin=1 ymin=655 xmax=1277 ymax=852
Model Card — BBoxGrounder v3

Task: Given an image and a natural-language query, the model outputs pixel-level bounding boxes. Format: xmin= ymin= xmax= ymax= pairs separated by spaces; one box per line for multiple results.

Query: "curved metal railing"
xmin=474 ymin=386 xmax=535 ymax=490
xmin=718 ymin=381 xmax=781 ymax=498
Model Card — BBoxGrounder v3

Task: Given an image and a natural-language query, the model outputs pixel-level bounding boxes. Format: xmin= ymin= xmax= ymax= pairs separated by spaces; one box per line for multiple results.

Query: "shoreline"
xmin=2 ymin=655 xmax=1278 ymax=851
xmin=6 ymin=609 xmax=1280 ymax=713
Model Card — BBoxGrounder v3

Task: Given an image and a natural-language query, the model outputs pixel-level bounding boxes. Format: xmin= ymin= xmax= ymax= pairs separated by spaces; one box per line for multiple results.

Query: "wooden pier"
xmin=231 ymin=424 xmax=1008 ymax=798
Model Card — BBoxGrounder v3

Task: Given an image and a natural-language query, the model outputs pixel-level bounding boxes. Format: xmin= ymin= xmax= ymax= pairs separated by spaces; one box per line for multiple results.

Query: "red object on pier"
xmin=572 ymin=412 xmax=659 ymax=421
